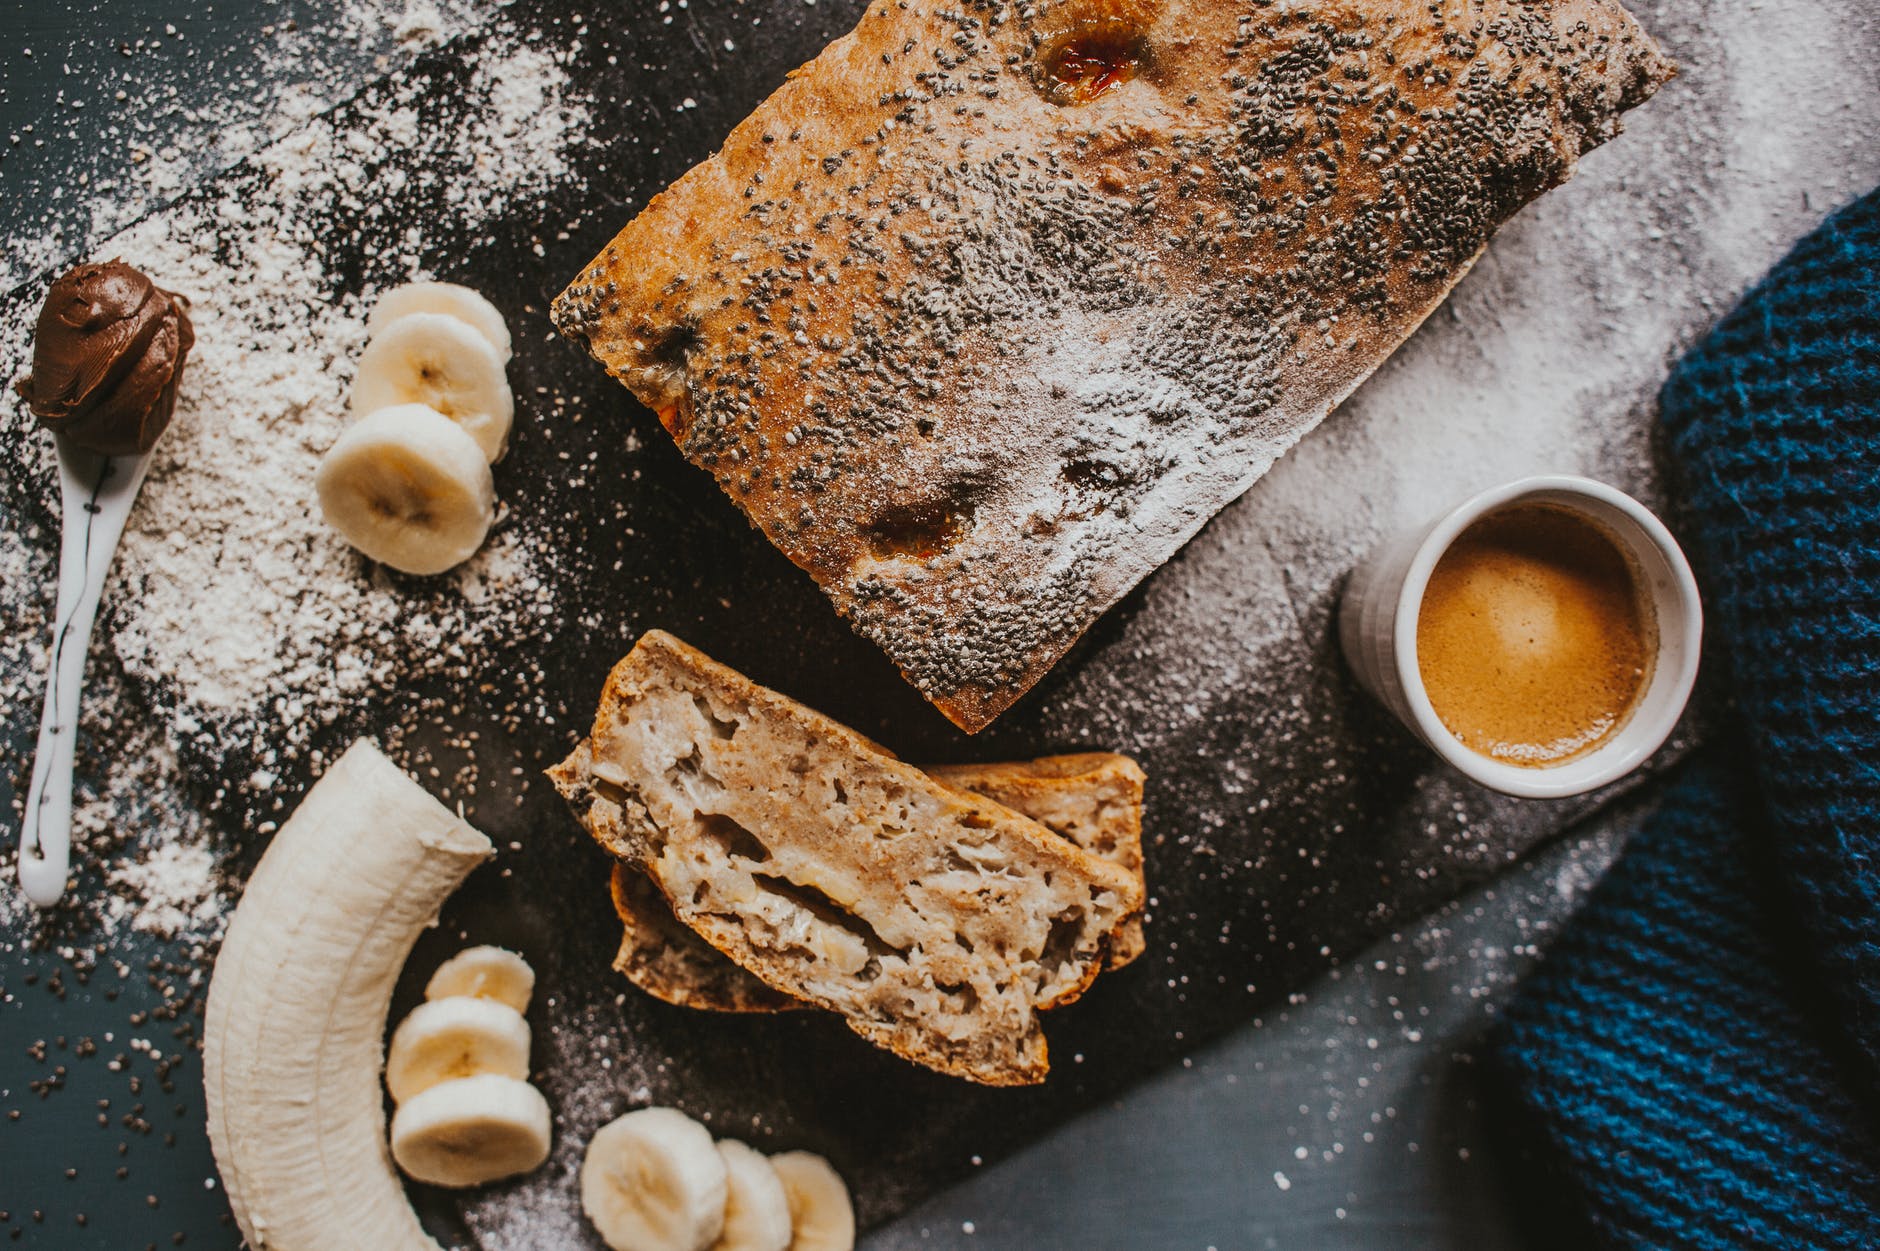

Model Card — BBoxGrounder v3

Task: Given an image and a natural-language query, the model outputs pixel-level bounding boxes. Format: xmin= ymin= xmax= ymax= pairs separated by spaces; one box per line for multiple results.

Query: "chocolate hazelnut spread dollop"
xmin=16 ymin=259 xmax=195 ymax=456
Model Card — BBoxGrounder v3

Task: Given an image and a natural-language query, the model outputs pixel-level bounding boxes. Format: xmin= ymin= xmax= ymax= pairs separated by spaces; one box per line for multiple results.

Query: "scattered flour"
xmin=0 ymin=0 xmax=494 ymax=293
xmin=105 ymin=840 xmax=225 ymax=941
xmin=1 ymin=0 xmax=1876 ymax=1241
xmin=4 ymin=24 xmax=591 ymax=772
xmin=0 ymin=15 xmax=592 ymax=943
xmin=0 ymin=529 xmax=227 ymax=946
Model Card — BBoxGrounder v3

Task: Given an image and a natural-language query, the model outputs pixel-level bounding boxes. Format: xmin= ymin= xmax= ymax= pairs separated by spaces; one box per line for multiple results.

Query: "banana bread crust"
xmin=552 ymin=631 xmax=1144 ymax=1085
xmin=554 ymin=0 xmax=1672 ymax=731
xmin=607 ymin=860 xmax=809 ymax=1013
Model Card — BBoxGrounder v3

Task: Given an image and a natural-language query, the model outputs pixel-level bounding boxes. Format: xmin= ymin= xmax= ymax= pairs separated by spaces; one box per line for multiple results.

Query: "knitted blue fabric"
xmin=1488 ymin=189 xmax=1880 ymax=1249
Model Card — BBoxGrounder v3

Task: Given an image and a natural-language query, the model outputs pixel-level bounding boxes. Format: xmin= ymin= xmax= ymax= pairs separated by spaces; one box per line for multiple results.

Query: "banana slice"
xmin=316 ymin=403 xmax=495 ymax=576
xmin=369 ymin=281 xmax=512 ymax=363
xmin=352 ymin=312 xmax=515 ymax=462
xmin=389 ymin=1073 xmax=552 ymax=1189
xmin=581 ymin=1107 xmax=728 ymax=1251
xmin=385 ymin=996 xmax=532 ymax=1105
xmin=770 ymin=1152 xmax=855 ymax=1251
xmin=203 ymin=741 xmax=492 ymax=1251
xmin=712 ymin=1140 xmax=792 ymax=1251
xmin=425 ymin=944 xmax=535 ymax=1013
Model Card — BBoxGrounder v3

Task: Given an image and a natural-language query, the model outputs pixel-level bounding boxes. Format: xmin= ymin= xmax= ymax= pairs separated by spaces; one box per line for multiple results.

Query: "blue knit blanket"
xmin=1488 ymin=191 xmax=1880 ymax=1248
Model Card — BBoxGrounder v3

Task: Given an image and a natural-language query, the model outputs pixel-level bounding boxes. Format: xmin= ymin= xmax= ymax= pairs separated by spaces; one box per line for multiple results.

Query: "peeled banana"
xmin=368 ymin=281 xmax=513 ymax=364
xmin=582 ymin=1106 xmax=729 ymax=1251
xmin=202 ymin=740 xmax=493 ymax=1251
xmin=389 ymin=1073 xmax=554 ymax=1189
xmin=712 ymin=1139 xmax=793 ymax=1251
xmin=315 ymin=404 xmax=495 ymax=576
xmin=318 ymin=281 xmax=512 ymax=575
xmin=385 ymin=996 xmax=532 ymax=1104
xmin=424 ymin=944 xmax=535 ymax=1012
xmin=352 ymin=312 xmax=515 ymax=462
xmin=770 ymin=1152 xmax=855 ymax=1251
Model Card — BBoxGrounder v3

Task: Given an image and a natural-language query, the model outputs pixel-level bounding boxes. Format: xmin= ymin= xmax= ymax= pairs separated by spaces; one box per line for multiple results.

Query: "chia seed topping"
xmin=554 ymin=0 xmax=1672 ymax=732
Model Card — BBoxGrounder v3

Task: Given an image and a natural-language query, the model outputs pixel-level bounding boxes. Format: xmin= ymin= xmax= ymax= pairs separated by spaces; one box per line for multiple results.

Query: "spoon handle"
xmin=18 ymin=442 xmax=154 ymax=908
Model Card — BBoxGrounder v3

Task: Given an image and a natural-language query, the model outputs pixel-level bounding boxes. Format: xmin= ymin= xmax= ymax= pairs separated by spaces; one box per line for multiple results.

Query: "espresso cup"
xmin=1338 ymin=476 xmax=1702 ymax=799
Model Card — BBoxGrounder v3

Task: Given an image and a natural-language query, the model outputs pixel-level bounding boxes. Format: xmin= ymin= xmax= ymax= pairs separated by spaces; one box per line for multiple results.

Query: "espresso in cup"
xmin=1414 ymin=503 xmax=1654 ymax=768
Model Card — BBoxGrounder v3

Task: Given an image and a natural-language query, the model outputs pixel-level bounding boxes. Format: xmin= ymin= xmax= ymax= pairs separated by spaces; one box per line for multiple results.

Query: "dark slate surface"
xmin=3 ymin=0 xmax=1877 ymax=1245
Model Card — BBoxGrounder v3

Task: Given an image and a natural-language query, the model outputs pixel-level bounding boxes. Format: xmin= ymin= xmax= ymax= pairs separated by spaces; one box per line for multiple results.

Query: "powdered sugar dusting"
xmin=105 ymin=839 xmax=224 ymax=940
xmin=463 ymin=993 xmax=670 ymax=1249
xmin=4 ymin=25 xmax=591 ymax=775
xmin=2 ymin=0 xmax=1877 ymax=1241
xmin=0 ymin=0 xmax=493 ymax=294
xmin=0 ymin=18 xmax=594 ymax=954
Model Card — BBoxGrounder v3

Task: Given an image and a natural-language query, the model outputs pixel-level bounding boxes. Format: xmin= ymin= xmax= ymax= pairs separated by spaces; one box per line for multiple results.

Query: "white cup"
xmin=1338 ymin=475 xmax=1702 ymax=799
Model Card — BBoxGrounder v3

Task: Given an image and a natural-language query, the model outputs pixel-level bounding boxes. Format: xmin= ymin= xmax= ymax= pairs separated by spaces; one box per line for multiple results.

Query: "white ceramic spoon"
xmin=18 ymin=438 xmax=156 ymax=908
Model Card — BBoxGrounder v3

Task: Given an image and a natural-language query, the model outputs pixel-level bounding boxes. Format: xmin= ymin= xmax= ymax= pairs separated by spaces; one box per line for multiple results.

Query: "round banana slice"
xmin=711 ymin=1140 xmax=792 ymax=1251
xmin=770 ymin=1152 xmax=855 ymax=1251
xmin=389 ymin=1074 xmax=552 ymax=1189
xmin=352 ymin=312 xmax=515 ymax=462
xmin=369 ymin=281 xmax=512 ymax=363
xmin=385 ymin=996 xmax=532 ymax=1105
xmin=425 ymin=944 xmax=535 ymax=1014
xmin=581 ymin=1107 xmax=728 ymax=1251
xmin=315 ymin=403 xmax=495 ymax=576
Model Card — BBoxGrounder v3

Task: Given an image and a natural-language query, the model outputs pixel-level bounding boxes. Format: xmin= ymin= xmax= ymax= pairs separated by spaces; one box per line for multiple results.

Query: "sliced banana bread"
xmin=607 ymin=860 xmax=808 ymax=1014
xmin=550 ymin=630 xmax=1143 ymax=1086
xmin=598 ymin=753 xmax=1148 ymax=1013
xmin=929 ymin=754 xmax=1148 ymax=969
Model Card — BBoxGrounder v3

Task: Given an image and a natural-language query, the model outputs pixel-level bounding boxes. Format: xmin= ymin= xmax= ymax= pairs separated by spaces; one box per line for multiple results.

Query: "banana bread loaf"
xmin=551 ymin=631 xmax=1143 ymax=1085
xmin=597 ymin=752 xmax=1148 ymax=1013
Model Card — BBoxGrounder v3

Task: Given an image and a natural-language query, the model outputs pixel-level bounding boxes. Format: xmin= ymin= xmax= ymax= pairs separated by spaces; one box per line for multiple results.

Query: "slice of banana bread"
xmin=607 ymin=860 xmax=808 ymax=1014
xmin=929 ymin=754 xmax=1148 ymax=969
xmin=598 ymin=752 xmax=1148 ymax=1014
xmin=550 ymin=630 xmax=1143 ymax=1086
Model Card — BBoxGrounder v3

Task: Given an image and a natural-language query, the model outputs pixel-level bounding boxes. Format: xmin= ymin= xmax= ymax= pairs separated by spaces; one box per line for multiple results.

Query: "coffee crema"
xmin=1415 ymin=503 xmax=1653 ymax=768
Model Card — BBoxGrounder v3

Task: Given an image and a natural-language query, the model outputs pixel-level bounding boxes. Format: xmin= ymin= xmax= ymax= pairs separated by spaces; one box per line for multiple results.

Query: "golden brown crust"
xmin=598 ymin=752 xmax=1149 ymax=1013
xmin=607 ymin=862 xmax=809 ymax=1013
xmin=555 ymin=0 xmax=1672 ymax=732
xmin=555 ymin=630 xmax=1144 ymax=1085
